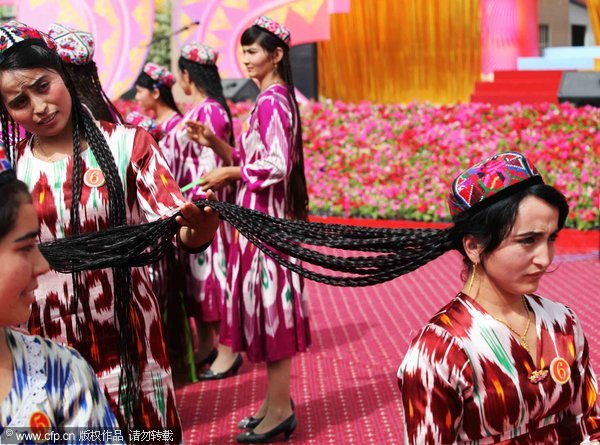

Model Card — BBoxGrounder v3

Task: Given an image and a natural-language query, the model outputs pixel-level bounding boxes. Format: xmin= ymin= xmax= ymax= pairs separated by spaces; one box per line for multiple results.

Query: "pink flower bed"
xmin=115 ymin=99 xmax=599 ymax=229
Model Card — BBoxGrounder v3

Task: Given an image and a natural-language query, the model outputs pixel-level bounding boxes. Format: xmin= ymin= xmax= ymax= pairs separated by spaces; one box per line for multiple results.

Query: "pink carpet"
xmin=176 ymin=238 xmax=599 ymax=444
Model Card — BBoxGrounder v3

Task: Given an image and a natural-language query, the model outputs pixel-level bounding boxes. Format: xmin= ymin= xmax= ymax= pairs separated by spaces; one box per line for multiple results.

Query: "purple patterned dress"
xmin=223 ymin=84 xmax=310 ymax=363
xmin=168 ymin=98 xmax=232 ymax=322
xmin=158 ymin=112 xmax=183 ymax=170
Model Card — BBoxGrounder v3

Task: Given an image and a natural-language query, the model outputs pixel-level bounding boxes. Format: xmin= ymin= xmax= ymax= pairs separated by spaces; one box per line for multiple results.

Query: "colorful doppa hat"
xmin=125 ymin=111 xmax=164 ymax=141
xmin=47 ymin=23 xmax=95 ymax=65
xmin=448 ymin=152 xmax=543 ymax=218
xmin=143 ymin=62 xmax=176 ymax=88
xmin=254 ymin=16 xmax=291 ymax=45
xmin=0 ymin=146 xmax=16 ymax=186
xmin=0 ymin=22 xmax=56 ymax=62
xmin=181 ymin=43 xmax=218 ymax=66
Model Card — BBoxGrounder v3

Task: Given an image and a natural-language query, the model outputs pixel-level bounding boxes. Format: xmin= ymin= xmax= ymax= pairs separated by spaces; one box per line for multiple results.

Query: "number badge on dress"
xmin=29 ymin=411 xmax=51 ymax=438
xmin=549 ymin=357 xmax=571 ymax=384
xmin=83 ymin=167 xmax=105 ymax=188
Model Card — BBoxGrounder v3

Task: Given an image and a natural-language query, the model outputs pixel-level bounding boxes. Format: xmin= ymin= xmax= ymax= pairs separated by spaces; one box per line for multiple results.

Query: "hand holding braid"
xmin=40 ymin=200 xmax=453 ymax=287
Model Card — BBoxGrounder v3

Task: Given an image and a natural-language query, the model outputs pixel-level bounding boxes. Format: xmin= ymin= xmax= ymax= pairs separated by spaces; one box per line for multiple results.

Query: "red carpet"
xmin=470 ymin=70 xmax=563 ymax=105
xmin=176 ymin=232 xmax=599 ymax=444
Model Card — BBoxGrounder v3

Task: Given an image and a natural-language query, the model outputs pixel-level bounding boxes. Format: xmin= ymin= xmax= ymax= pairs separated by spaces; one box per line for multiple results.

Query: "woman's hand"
xmin=186 ymin=121 xmax=215 ymax=147
xmin=200 ymin=167 xmax=230 ymax=192
xmin=176 ymin=189 xmax=220 ymax=250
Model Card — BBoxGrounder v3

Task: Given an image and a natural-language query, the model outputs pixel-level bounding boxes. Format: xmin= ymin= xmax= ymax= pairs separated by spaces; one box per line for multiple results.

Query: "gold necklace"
xmin=492 ymin=296 xmax=532 ymax=351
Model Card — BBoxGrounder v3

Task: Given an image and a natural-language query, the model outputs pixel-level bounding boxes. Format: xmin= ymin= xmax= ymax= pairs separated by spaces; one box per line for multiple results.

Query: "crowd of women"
xmin=0 ymin=13 xmax=598 ymax=445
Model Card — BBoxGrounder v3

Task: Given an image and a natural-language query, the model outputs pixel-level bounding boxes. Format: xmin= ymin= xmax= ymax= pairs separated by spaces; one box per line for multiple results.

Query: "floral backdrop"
xmin=115 ymin=100 xmax=599 ymax=230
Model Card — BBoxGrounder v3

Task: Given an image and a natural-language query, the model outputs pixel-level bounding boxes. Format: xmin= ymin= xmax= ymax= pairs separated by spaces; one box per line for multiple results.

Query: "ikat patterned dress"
xmin=398 ymin=292 xmax=600 ymax=444
xmin=14 ymin=122 xmax=186 ymax=431
xmin=167 ymin=98 xmax=232 ymax=322
xmin=157 ymin=112 xmax=182 ymax=169
xmin=223 ymin=84 xmax=310 ymax=363
xmin=0 ymin=329 xmax=121 ymax=443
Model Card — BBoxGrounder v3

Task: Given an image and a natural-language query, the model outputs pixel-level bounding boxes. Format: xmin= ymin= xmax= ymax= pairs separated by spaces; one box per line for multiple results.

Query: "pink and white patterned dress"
xmin=158 ymin=111 xmax=183 ymax=169
xmin=222 ymin=84 xmax=310 ymax=363
xmin=398 ymin=292 xmax=600 ymax=444
xmin=15 ymin=122 xmax=187 ymax=431
xmin=168 ymin=98 xmax=232 ymax=322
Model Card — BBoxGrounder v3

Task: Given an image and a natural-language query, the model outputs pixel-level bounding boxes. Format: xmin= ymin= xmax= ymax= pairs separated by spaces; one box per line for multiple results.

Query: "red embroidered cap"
xmin=254 ymin=16 xmax=291 ymax=45
xmin=125 ymin=111 xmax=165 ymax=141
xmin=47 ymin=23 xmax=95 ymax=66
xmin=181 ymin=43 xmax=218 ymax=66
xmin=0 ymin=22 xmax=56 ymax=61
xmin=448 ymin=152 xmax=543 ymax=218
xmin=143 ymin=62 xmax=176 ymax=88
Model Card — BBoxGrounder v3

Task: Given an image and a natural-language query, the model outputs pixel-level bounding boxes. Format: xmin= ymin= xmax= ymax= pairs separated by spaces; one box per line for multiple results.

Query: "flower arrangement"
xmin=114 ymin=99 xmax=599 ymax=229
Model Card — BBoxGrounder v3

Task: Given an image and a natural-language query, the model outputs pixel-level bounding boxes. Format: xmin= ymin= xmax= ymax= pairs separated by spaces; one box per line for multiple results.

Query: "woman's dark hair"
xmin=135 ymin=71 xmax=181 ymax=115
xmin=241 ymin=26 xmax=309 ymax=221
xmin=0 ymin=43 xmax=141 ymax=429
xmin=448 ymin=183 xmax=569 ymax=271
xmin=177 ymin=57 xmax=234 ymax=146
xmin=0 ymin=179 xmax=32 ymax=238
xmin=65 ymin=62 xmax=123 ymax=123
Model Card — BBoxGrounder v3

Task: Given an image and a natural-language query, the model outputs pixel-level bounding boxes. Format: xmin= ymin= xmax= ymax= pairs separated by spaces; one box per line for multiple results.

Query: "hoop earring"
xmin=467 ymin=262 xmax=477 ymax=295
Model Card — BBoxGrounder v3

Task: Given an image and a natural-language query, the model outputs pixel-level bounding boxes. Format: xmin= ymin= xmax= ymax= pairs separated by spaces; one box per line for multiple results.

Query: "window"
xmin=539 ymin=24 xmax=550 ymax=55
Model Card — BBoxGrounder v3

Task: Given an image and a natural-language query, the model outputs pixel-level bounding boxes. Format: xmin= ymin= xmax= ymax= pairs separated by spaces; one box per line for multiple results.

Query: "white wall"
xmin=569 ymin=2 xmax=594 ymax=46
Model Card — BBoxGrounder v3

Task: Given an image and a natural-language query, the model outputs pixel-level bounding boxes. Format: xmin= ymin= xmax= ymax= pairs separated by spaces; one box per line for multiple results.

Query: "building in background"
xmin=539 ymin=0 xmax=593 ymax=53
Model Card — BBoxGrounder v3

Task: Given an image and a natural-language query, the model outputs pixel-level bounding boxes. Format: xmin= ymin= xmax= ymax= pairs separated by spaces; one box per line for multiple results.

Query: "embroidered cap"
xmin=47 ymin=23 xmax=95 ymax=65
xmin=448 ymin=152 xmax=544 ymax=218
xmin=181 ymin=43 xmax=218 ymax=65
xmin=125 ymin=111 xmax=165 ymax=141
xmin=143 ymin=62 xmax=176 ymax=88
xmin=0 ymin=22 xmax=56 ymax=61
xmin=0 ymin=146 xmax=16 ymax=186
xmin=254 ymin=16 xmax=291 ymax=46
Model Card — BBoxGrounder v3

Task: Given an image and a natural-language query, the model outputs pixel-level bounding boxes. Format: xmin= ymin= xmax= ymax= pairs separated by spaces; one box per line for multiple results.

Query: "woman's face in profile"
xmin=481 ymin=195 xmax=560 ymax=299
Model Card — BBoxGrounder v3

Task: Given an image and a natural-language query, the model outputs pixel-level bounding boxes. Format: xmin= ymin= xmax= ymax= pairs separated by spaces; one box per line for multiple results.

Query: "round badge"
xmin=83 ymin=168 xmax=105 ymax=188
xmin=29 ymin=411 xmax=51 ymax=437
xmin=549 ymin=357 xmax=571 ymax=385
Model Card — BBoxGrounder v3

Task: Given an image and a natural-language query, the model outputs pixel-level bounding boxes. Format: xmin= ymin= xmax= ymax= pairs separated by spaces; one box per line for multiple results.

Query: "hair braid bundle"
xmin=40 ymin=200 xmax=453 ymax=287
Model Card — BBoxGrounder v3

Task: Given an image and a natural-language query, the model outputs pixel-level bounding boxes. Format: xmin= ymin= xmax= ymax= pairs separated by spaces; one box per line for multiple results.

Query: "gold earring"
xmin=467 ymin=262 xmax=477 ymax=295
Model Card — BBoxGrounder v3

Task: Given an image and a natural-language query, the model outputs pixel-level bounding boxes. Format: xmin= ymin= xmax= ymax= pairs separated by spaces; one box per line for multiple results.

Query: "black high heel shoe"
xmin=238 ymin=399 xmax=295 ymax=430
xmin=236 ymin=414 xmax=296 ymax=443
xmin=199 ymin=354 xmax=243 ymax=380
xmin=195 ymin=348 xmax=218 ymax=369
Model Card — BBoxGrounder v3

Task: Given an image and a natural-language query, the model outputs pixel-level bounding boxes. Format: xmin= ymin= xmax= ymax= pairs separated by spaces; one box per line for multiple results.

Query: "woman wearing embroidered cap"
xmin=168 ymin=43 xmax=236 ymax=377
xmin=0 ymin=21 xmax=219 ymax=437
xmin=47 ymin=23 xmax=122 ymax=124
xmin=0 ymin=148 xmax=122 ymax=440
xmin=134 ymin=62 xmax=182 ymax=163
xmin=398 ymin=152 xmax=600 ymax=443
xmin=185 ymin=16 xmax=308 ymax=443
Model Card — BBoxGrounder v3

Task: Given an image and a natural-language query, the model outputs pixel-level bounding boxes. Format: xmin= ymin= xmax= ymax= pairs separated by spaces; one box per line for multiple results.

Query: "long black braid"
xmin=0 ymin=43 xmax=142 ymax=429
xmin=178 ymin=57 xmax=236 ymax=146
xmin=40 ymin=199 xmax=454 ymax=287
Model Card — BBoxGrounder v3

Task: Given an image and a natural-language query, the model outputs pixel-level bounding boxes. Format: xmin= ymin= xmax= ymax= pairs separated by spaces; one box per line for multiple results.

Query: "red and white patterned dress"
xmin=15 ymin=122 xmax=186 ymax=430
xmin=222 ymin=84 xmax=311 ymax=363
xmin=398 ymin=292 xmax=600 ymax=444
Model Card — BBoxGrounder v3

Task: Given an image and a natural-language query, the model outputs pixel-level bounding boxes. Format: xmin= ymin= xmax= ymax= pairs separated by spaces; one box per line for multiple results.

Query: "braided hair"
xmin=178 ymin=57 xmax=235 ymax=146
xmin=135 ymin=70 xmax=181 ymax=115
xmin=241 ymin=26 xmax=309 ymax=222
xmin=65 ymin=61 xmax=123 ymax=123
xmin=0 ymin=43 xmax=142 ymax=429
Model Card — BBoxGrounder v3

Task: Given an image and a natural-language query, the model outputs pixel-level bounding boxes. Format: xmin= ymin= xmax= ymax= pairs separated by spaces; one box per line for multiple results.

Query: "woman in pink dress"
xmin=187 ymin=16 xmax=309 ymax=443
xmin=170 ymin=43 xmax=235 ymax=374
xmin=135 ymin=62 xmax=182 ymax=166
xmin=0 ymin=23 xmax=219 ymax=437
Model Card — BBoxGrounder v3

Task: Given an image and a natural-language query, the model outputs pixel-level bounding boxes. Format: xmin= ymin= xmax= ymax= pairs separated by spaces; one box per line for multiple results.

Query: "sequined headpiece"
xmin=181 ymin=43 xmax=218 ymax=66
xmin=448 ymin=152 xmax=544 ymax=218
xmin=143 ymin=62 xmax=176 ymax=88
xmin=254 ymin=16 xmax=291 ymax=46
xmin=47 ymin=23 xmax=94 ymax=65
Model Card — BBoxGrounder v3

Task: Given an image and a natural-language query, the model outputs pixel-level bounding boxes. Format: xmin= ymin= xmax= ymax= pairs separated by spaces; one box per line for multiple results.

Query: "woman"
xmin=186 ymin=16 xmax=309 ymax=443
xmin=171 ymin=43 xmax=234 ymax=375
xmin=0 ymin=22 xmax=219 ymax=435
xmin=47 ymin=23 xmax=122 ymax=123
xmin=0 ymin=149 xmax=121 ymax=439
xmin=134 ymin=62 xmax=182 ymax=165
xmin=398 ymin=152 xmax=600 ymax=443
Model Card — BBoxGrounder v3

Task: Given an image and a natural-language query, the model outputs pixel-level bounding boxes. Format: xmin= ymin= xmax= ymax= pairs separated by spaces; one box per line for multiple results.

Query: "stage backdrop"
xmin=17 ymin=0 xmax=155 ymax=99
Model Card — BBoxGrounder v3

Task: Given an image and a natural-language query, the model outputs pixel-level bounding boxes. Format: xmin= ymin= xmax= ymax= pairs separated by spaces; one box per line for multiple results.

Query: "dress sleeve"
xmin=398 ymin=324 xmax=470 ymax=445
xmin=128 ymin=127 xmax=186 ymax=222
xmin=241 ymin=96 xmax=292 ymax=192
xmin=557 ymin=308 xmax=600 ymax=443
xmin=58 ymin=349 xmax=123 ymax=438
